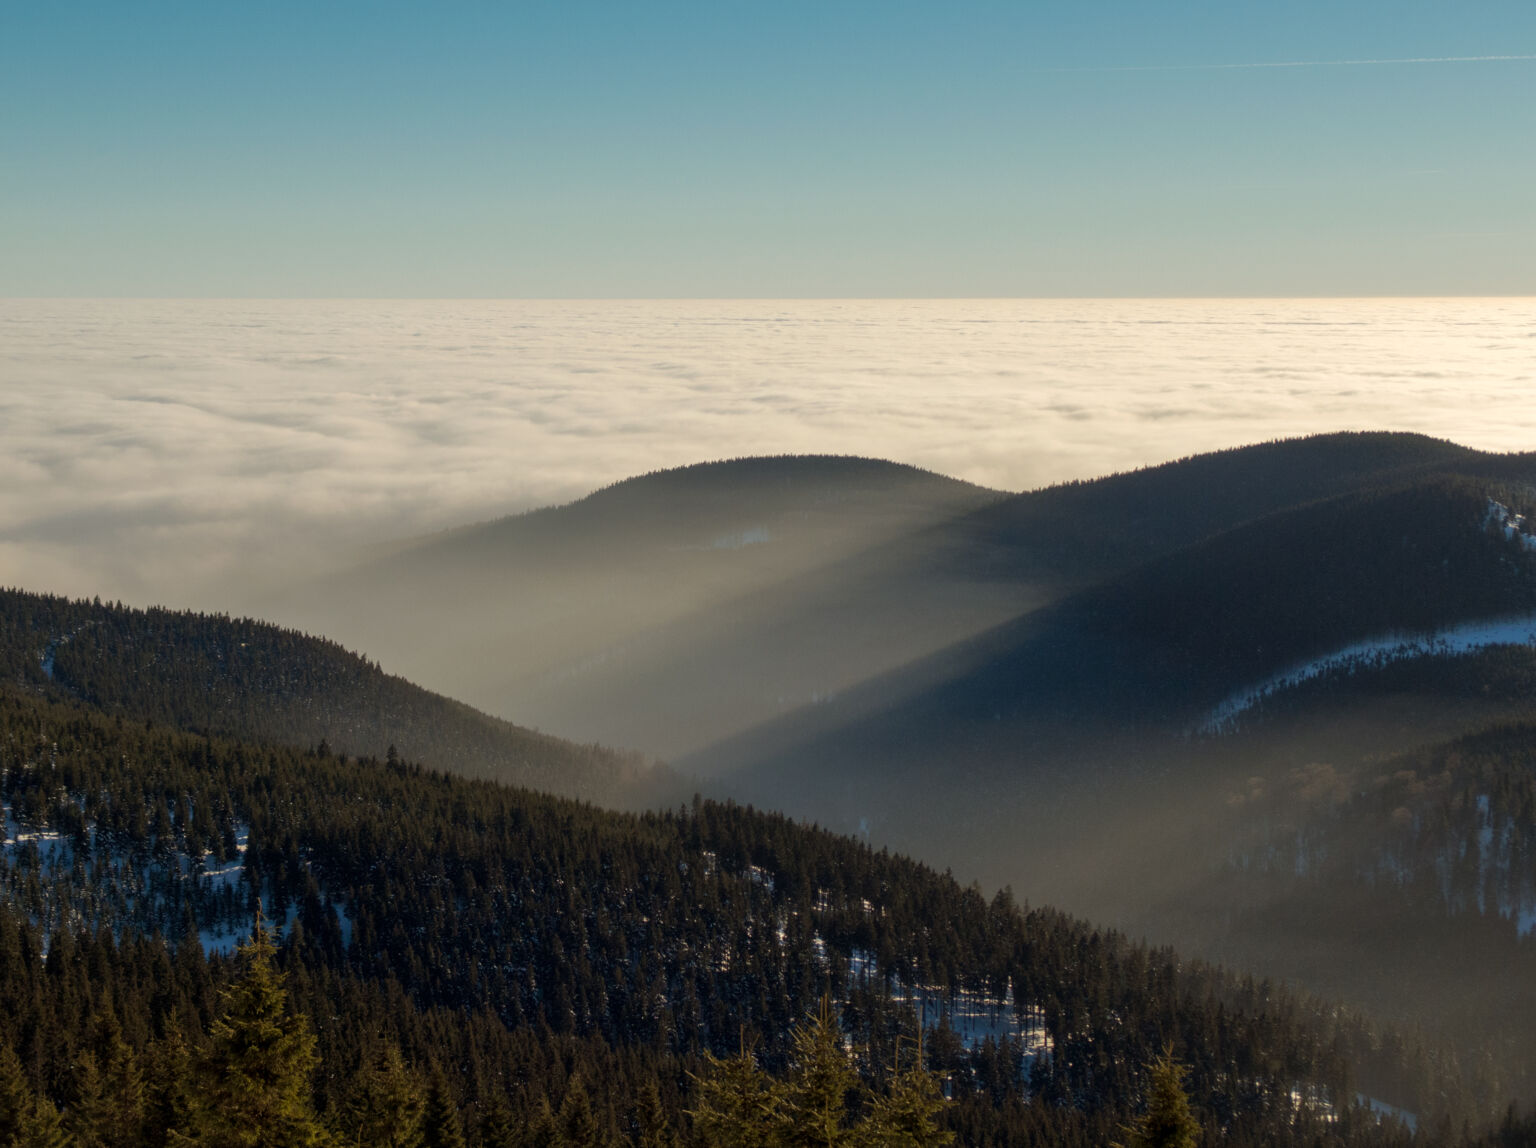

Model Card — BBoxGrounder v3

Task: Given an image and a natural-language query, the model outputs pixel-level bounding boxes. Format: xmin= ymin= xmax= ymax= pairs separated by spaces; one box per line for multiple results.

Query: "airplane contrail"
xmin=1059 ymin=54 xmax=1536 ymax=73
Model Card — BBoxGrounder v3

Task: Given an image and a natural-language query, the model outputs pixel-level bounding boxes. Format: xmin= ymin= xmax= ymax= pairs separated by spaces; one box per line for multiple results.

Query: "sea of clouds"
xmin=1 ymin=297 xmax=1532 ymax=612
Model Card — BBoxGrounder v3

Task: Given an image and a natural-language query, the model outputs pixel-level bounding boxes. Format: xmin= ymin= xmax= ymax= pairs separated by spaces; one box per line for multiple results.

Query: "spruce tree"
xmin=19 ymin=1094 xmax=75 ymax=1148
xmin=863 ymin=1067 xmax=953 ymax=1148
xmin=631 ymin=1078 xmax=675 ymax=1148
xmin=477 ymin=1094 xmax=518 ymax=1148
xmin=557 ymin=1076 xmax=604 ymax=1148
xmin=693 ymin=1008 xmax=960 ymax=1148
xmin=691 ymin=1051 xmax=786 ymax=1148
xmin=1116 ymin=1047 xmax=1200 ymax=1148
xmin=523 ymin=1097 xmax=560 ymax=1148
xmin=421 ymin=1071 xmax=467 ymax=1148
xmin=0 ymin=1041 xmax=33 ymax=1146
xmin=782 ymin=1000 xmax=862 ymax=1148
xmin=340 ymin=1043 xmax=424 ymax=1148
xmin=65 ymin=1049 xmax=109 ymax=1148
xmin=183 ymin=920 xmax=327 ymax=1148
xmin=101 ymin=1032 xmax=148 ymax=1148
xmin=143 ymin=1031 xmax=197 ymax=1145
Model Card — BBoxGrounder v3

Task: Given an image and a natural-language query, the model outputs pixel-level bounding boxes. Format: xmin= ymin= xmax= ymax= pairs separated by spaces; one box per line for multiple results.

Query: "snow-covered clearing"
xmin=845 ymin=949 xmax=1052 ymax=1061
xmin=2 ymin=803 xmax=70 ymax=859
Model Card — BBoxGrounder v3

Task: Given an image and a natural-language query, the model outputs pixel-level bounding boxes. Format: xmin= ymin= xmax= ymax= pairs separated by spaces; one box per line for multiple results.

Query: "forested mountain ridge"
xmin=686 ymin=471 xmax=1536 ymax=799
xmin=452 ymin=455 xmax=1001 ymax=547
xmin=0 ymin=681 xmax=1491 ymax=1145
xmin=951 ymin=430 xmax=1503 ymax=588
xmin=1116 ymin=714 xmax=1536 ymax=1111
xmin=8 ymin=434 xmax=1536 ymax=1143
xmin=260 ymin=434 xmax=1525 ymax=760
xmin=0 ymin=589 xmax=663 ymax=806
xmin=1077 ymin=474 xmax=1536 ymax=710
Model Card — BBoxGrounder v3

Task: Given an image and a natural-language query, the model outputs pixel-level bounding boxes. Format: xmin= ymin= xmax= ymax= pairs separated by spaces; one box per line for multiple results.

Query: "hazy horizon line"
xmin=6 ymin=294 xmax=1536 ymax=303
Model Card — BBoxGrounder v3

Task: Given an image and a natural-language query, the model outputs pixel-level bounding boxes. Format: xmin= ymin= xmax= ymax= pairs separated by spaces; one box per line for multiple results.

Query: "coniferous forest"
xmin=9 ymin=0 xmax=1536 ymax=1119
xmin=0 ymin=590 xmax=662 ymax=807
xmin=0 ymin=664 xmax=1511 ymax=1146
xmin=5 ymin=436 xmax=1536 ymax=1146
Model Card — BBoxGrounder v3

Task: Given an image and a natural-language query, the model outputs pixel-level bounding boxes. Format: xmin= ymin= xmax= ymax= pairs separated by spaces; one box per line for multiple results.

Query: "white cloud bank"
xmin=1 ymin=297 xmax=1532 ymax=612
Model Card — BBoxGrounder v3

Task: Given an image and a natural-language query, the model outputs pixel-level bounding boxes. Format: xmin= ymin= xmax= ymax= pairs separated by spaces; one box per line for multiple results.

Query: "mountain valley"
xmin=6 ymin=431 xmax=1536 ymax=1145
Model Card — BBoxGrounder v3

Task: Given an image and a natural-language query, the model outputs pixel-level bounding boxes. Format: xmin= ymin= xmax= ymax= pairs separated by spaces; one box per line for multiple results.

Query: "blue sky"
xmin=3 ymin=1 xmax=1533 ymax=296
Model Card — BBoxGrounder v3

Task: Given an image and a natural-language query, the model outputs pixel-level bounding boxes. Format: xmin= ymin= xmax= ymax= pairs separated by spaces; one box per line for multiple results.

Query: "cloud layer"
xmin=2 ymin=298 xmax=1532 ymax=612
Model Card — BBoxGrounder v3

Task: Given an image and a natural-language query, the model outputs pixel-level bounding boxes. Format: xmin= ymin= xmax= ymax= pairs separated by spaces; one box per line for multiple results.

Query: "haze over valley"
xmin=6 ymin=295 xmax=1536 ymax=1141
xmin=5 ymin=0 xmax=1536 ymax=1142
xmin=12 ymin=411 xmax=1536 ymax=1116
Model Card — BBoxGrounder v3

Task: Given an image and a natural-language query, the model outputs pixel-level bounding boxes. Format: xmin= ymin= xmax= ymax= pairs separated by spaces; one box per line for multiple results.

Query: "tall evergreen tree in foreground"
xmin=1116 ymin=1047 xmax=1201 ymax=1148
xmin=693 ymin=1045 xmax=787 ymax=1148
xmin=555 ymin=1075 xmax=605 ymax=1148
xmin=178 ymin=919 xmax=327 ymax=1148
xmin=422 ymin=1070 xmax=469 ymax=1148
xmin=632 ymin=1078 xmax=676 ymax=1148
xmin=862 ymin=1063 xmax=953 ymax=1148
xmin=341 ymin=1043 xmax=424 ymax=1148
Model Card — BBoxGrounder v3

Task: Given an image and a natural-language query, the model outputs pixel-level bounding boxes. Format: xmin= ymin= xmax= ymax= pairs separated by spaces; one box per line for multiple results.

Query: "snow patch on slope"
xmin=1199 ymin=496 xmax=1536 ymax=734
xmin=1485 ymin=497 xmax=1536 ymax=552
xmin=37 ymin=621 xmax=97 ymax=681
xmin=1200 ymin=612 xmax=1536 ymax=734
xmin=845 ymin=950 xmax=1053 ymax=1063
xmin=3 ymin=804 xmax=70 ymax=858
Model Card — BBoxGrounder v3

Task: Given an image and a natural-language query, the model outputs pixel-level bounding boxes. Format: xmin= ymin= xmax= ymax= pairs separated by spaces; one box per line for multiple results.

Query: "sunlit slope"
xmin=0 ymin=589 xmax=661 ymax=805
xmin=265 ymin=456 xmax=1009 ymax=757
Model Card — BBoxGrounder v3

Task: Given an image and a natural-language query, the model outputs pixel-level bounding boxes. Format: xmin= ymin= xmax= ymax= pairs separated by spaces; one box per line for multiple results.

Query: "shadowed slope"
xmin=955 ymin=430 xmax=1489 ymax=587
xmin=263 ymin=434 xmax=1495 ymax=758
xmin=690 ymin=471 xmax=1536 ymax=771
xmin=264 ymin=456 xmax=1007 ymax=756
xmin=682 ymin=468 xmax=1536 ymax=894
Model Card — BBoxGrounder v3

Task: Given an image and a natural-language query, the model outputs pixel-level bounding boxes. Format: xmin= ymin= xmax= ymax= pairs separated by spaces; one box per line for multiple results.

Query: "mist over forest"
xmin=7 ymin=406 xmax=1536 ymax=1143
xmin=6 ymin=300 xmax=1536 ymax=1148
xmin=6 ymin=0 xmax=1534 ymax=1139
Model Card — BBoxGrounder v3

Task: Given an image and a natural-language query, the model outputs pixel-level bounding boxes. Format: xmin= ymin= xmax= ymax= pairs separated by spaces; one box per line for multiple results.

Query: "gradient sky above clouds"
xmin=3 ymin=1 xmax=1534 ymax=296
